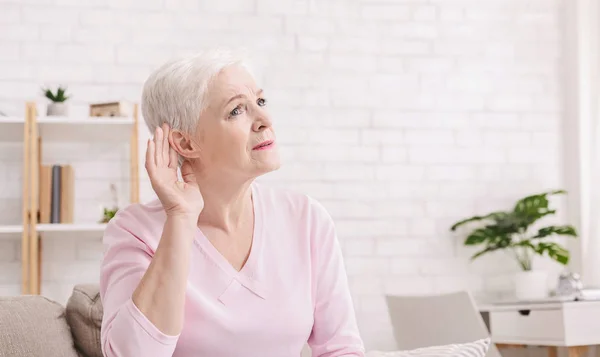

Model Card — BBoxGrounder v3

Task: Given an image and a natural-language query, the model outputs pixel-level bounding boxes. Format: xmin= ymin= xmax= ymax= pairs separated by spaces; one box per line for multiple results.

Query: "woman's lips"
xmin=253 ymin=140 xmax=274 ymax=150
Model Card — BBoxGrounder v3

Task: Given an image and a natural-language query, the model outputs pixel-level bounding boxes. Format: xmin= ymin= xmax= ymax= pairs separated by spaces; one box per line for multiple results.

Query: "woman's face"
xmin=180 ymin=64 xmax=280 ymax=180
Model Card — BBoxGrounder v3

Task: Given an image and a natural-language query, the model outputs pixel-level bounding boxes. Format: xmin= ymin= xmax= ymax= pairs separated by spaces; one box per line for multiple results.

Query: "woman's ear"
xmin=169 ymin=129 xmax=201 ymax=161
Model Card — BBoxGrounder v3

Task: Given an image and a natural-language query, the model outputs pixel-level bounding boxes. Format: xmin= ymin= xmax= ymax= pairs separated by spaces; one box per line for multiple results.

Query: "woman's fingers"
xmin=168 ymin=133 xmax=178 ymax=169
xmin=152 ymin=123 xmax=179 ymax=170
xmin=145 ymin=138 xmax=155 ymax=175
xmin=155 ymin=126 xmax=163 ymax=166
xmin=162 ymin=123 xmax=170 ymax=165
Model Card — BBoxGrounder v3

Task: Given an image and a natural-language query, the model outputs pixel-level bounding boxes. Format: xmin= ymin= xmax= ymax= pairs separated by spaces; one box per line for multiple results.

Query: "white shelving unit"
xmin=0 ymin=224 xmax=107 ymax=240
xmin=0 ymin=116 xmax=25 ymax=141
xmin=36 ymin=223 xmax=108 ymax=239
xmin=0 ymin=225 xmax=23 ymax=239
xmin=0 ymin=114 xmax=134 ymax=236
xmin=0 ymin=102 xmax=140 ymax=295
xmin=37 ymin=116 xmax=134 ymax=142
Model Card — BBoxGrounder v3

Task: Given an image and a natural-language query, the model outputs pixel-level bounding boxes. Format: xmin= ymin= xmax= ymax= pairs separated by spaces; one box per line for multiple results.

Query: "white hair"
xmin=141 ymin=48 xmax=253 ymax=137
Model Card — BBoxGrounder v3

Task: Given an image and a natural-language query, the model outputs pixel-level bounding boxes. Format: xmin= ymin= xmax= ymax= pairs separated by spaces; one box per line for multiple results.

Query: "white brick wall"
xmin=0 ymin=0 xmax=566 ymax=350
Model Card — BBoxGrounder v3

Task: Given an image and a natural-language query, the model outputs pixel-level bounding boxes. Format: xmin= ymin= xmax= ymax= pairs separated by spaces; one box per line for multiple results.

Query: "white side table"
xmin=479 ymin=300 xmax=600 ymax=357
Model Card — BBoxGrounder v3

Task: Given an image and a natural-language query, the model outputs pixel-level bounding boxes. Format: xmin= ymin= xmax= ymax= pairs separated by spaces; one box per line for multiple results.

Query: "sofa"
xmin=0 ymin=285 xmax=490 ymax=357
xmin=0 ymin=285 xmax=310 ymax=357
xmin=0 ymin=284 xmax=102 ymax=357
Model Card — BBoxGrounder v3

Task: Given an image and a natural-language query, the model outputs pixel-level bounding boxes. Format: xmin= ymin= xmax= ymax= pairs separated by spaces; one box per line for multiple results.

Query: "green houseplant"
xmin=450 ymin=190 xmax=577 ymax=299
xmin=42 ymin=85 xmax=70 ymax=116
xmin=99 ymin=183 xmax=119 ymax=223
xmin=100 ymin=207 xmax=118 ymax=224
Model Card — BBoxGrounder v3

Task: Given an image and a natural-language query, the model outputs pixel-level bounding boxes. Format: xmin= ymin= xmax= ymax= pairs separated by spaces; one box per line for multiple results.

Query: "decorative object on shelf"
xmin=89 ymin=101 xmax=132 ymax=117
xmin=555 ymin=272 xmax=584 ymax=297
xmin=42 ymin=86 xmax=70 ymax=116
xmin=551 ymin=272 xmax=600 ymax=301
xmin=450 ymin=190 xmax=578 ymax=300
xmin=100 ymin=183 xmax=119 ymax=223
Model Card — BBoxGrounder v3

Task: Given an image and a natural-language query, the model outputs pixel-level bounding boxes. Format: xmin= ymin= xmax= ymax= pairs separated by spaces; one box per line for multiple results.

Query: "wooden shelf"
xmin=0 ymin=116 xmax=25 ymax=142
xmin=37 ymin=116 xmax=135 ymax=142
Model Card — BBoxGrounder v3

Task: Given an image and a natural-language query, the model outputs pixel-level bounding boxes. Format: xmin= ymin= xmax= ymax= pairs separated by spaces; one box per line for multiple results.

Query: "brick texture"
xmin=0 ymin=0 xmax=566 ymax=350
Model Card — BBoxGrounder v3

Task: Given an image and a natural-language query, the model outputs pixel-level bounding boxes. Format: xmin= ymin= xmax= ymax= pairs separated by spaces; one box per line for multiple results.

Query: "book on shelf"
xmin=38 ymin=164 xmax=74 ymax=224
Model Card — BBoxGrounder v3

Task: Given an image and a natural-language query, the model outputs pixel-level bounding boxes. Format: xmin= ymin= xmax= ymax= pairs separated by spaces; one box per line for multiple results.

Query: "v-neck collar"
xmin=192 ymin=182 xmax=267 ymax=299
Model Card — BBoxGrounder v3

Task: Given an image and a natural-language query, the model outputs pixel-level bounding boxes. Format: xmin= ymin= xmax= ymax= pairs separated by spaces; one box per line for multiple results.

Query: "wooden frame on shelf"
xmin=20 ymin=104 xmax=32 ymax=295
xmin=29 ymin=103 xmax=39 ymax=295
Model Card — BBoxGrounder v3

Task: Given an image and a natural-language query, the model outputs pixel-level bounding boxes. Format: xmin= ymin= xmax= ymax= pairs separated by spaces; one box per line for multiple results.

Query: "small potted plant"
xmin=450 ymin=190 xmax=578 ymax=300
xmin=99 ymin=183 xmax=119 ymax=223
xmin=42 ymin=85 xmax=70 ymax=116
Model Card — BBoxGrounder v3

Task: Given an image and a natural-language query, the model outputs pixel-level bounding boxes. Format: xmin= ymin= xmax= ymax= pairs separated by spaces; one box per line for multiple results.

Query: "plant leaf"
xmin=58 ymin=87 xmax=68 ymax=102
xmin=470 ymin=245 xmax=505 ymax=260
xmin=513 ymin=240 xmax=535 ymax=249
xmin=532 ymin=242 xmax=570 ymax=265
xmin=464 ymin=225 xmax=510 ymax=245
xmin=470 ymin=247 xmax=493 ymax=260
xmin=41 ymin=86 xmax=69 ymax=102
xmin=464 ymin=229 xmax=490 ymax=245
xmin=44 ymin=89 xmax=55 ymax=101
xmin=533 ymin=225 xmax=578 ymax=239
xmin=450 ymin=211 xmax=508 ymax=231
xmin=512 ymin=190 xmax=565 ymax=228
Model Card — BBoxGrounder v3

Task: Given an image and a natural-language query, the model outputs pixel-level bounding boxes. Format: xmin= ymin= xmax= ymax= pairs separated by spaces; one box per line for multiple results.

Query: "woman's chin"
xmin=253 ymin=156 xmax=281 ymax=176
xmin=262 ymin=158 xmax=282 ymax=173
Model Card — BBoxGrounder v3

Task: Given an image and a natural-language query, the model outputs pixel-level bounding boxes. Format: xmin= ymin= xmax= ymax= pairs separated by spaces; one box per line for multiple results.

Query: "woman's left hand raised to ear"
xmin=145 ymin=123 xmax=205 ymax=221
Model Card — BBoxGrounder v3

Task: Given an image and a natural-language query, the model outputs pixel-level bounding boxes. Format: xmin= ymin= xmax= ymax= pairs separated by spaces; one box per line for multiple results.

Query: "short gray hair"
xmin=141 ymin=48 xmax=253 ymax=137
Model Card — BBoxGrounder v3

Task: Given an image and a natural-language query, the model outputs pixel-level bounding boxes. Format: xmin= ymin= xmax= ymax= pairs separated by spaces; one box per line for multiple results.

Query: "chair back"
xmin=385 ymin=291 xmax=500 ymax=357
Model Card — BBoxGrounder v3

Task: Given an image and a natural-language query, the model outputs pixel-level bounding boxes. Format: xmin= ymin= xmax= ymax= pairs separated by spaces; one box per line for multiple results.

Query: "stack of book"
xmin=38 ymin=164 xmax=75 ymax=224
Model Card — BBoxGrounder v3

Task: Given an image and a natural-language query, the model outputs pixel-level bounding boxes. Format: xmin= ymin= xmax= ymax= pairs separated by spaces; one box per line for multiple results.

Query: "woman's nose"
xmin=253 ymin=111 xmax=273 ymax=132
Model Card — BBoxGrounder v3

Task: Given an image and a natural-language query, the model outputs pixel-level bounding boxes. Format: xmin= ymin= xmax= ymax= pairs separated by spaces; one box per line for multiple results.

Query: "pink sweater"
xmin=99 ymin=182 xmax=365 ymax=357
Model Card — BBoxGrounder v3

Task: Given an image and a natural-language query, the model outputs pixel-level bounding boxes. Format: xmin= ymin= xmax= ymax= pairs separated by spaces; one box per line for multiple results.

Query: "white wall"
xmin=0 ymin=0 xmax=567 ymax=350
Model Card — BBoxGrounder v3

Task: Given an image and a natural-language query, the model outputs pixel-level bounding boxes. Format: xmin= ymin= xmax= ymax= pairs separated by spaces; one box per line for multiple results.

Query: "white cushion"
xmin=366 ymin=338 xmax=491 ymax=357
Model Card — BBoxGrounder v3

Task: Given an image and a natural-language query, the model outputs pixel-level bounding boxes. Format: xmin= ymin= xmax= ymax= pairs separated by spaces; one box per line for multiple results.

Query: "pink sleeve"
xmin=99 ymin=208 xmax=180 ymax=357
xmin=307 ymin=199 xmax=366 ymax=357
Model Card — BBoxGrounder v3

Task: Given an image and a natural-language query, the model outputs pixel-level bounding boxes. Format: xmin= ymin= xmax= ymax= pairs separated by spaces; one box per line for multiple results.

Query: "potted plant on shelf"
xmin=42 ymin=85 xmax=70 ymax=116
xmin=99 ymin=183 xmax=119 ymax=223
xmin=450 ymin=190 xmax=578 ymax=300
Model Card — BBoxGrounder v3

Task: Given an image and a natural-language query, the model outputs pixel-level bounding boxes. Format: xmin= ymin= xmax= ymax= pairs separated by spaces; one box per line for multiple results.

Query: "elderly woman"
xmin=99 ymin=48 xmax=365 ymax=357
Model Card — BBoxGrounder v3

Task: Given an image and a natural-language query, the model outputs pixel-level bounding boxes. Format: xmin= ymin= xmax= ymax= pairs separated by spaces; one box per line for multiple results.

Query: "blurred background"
xmin=1 ymin=0 xmax=599 ymax=354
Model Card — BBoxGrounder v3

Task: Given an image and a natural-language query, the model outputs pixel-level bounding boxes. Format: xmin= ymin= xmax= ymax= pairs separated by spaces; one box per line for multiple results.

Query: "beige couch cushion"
xmin=0 ymin=295 xmax=79 ymax=357
xmin=66 ymin=284 xmax=103 ymax=357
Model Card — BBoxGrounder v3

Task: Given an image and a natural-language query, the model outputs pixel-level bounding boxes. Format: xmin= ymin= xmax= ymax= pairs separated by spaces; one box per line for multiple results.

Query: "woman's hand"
xmin=145 ymin=123 xmax=204 ymax=220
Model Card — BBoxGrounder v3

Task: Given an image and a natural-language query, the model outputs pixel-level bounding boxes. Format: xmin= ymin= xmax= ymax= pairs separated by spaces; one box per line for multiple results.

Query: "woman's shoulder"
xmin=102 ymin=198 xmax=166 ymax=250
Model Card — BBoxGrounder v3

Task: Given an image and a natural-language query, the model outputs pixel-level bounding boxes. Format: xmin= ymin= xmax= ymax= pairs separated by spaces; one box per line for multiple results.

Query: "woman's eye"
xmin=229 ymin=105 xmax=243 ymax=117
xmin=257 ymin=98 xmax=267 ymax=106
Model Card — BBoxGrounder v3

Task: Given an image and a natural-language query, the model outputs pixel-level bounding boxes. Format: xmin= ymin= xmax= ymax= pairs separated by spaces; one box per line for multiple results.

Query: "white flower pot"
xmin=47 ymin=102 xmax=69 ymax=116
xmin=515 ymin=270 xmax=548 ymax=300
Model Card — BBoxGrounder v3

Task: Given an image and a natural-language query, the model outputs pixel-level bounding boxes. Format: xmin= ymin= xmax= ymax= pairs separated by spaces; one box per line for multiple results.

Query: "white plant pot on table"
xmin=515 ymin=270 xmax=548 ymax=300
xmin=47 ymin=102 xmax=68 ymax=116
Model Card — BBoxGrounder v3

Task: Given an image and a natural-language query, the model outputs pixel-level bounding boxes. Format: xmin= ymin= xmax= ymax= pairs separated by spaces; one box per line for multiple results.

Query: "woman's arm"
xmin=307 ymin=199 xmax=366 ymax=357
xmin=132 ymin=214 xmax=196 ymax=335
xmin=99 ymin=211 xmax=196 ymax=357
xmin=100 ymin=124 xmax=204 ymax=357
